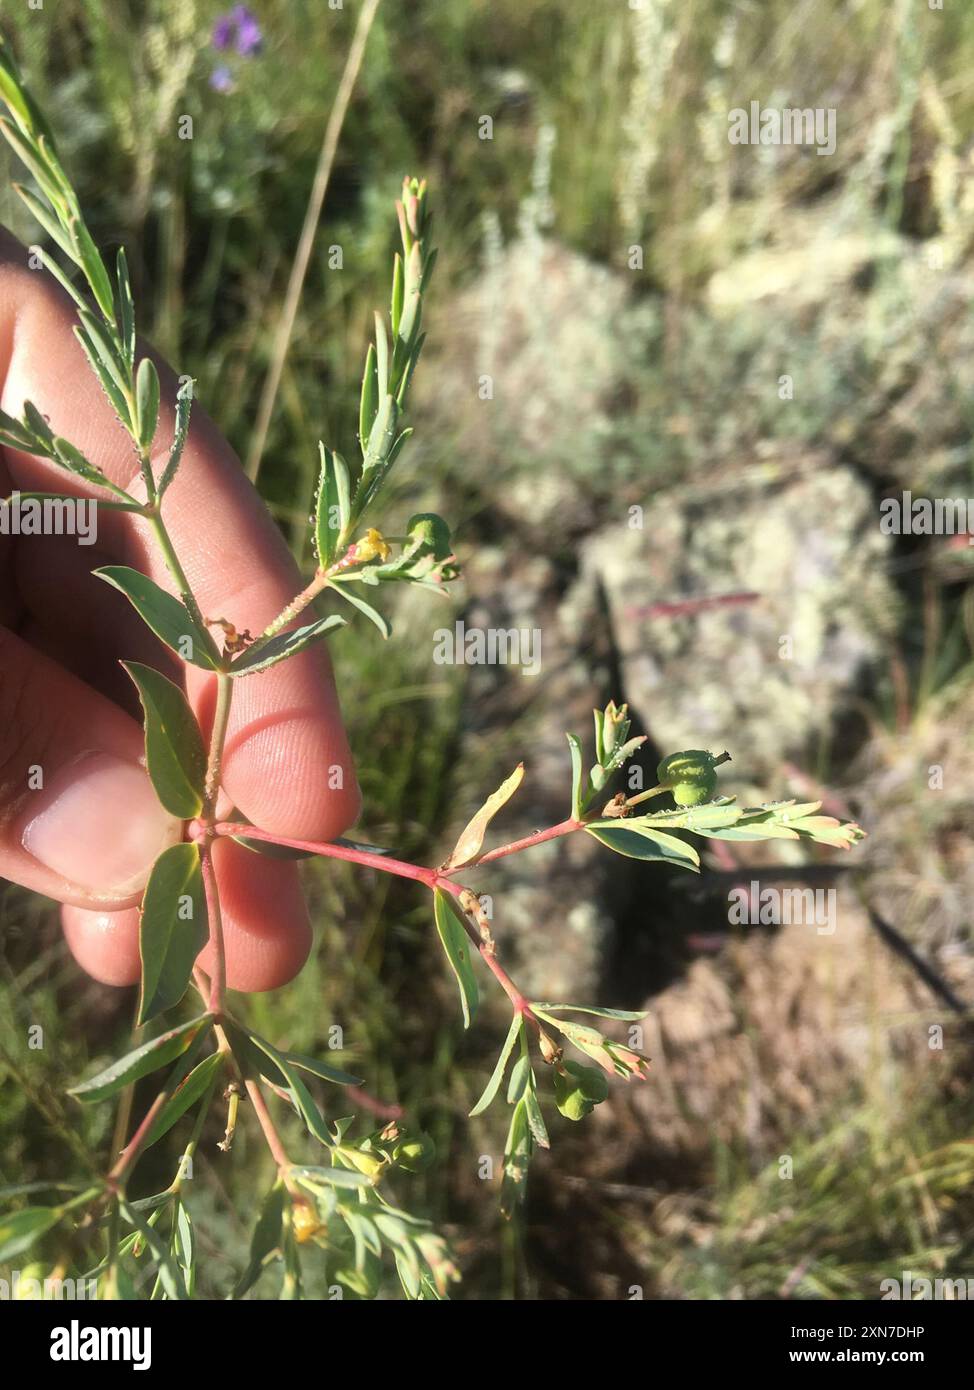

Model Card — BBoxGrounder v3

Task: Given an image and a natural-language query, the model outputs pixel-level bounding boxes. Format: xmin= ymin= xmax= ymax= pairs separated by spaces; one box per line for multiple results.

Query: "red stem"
xmin=214 ymin=822 xmax=437 ymax=886
xmin=245 ymin=1079 xmax=292 ymax=1171
xmin=213 ymin=823 xmax=555 ymax=1034
xmin=455 ymin=817 xmax=582 ymax=870
xmin=108 ymin=1092 xmax=169 ymax=1187
xmin=432 ymin=878 xmax=536 ymax=1023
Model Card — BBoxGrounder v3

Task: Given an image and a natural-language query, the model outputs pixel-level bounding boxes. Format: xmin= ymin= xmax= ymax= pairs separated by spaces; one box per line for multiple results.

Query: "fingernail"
xmin=20 ymin=753 xmax=181 ymax=897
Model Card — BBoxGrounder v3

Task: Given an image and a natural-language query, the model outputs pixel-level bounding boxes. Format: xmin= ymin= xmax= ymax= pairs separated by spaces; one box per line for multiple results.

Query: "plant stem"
xmin=249 ymin=569 xmax=331 ymax=651
xmin=108 ymin=1026 xmax=213 ymax=1189
xmin=170 ymin=1062 xmax=224 ymax=1196
xmin=245 ymin=0 xmax=383 ymax=483
xmin=197 ymin=671 xmax=234 ymax=1014
xmin=245 ymin=538 xmax=378 ymax=658
xmin=107 ymin=1093 xmax=169 ymax=1191
xmin=621 ymin=782 xmax=668 ymax=809
xmin=433 ymin=879 xmax=540 ymax=1029
xmin=214 ymin=822 xmax=437 ymax=886
xmin=452 ymin=817 xmax=584 ymax=870
xmin=145 ymin=510 xmax=209 ymax=635
xmin=105 ymin=1196 xmax=121 ymax=1296
xmin=213 ymin=823 xmax=545 ymax=1033
xmin=245 ymin=1079 xmax=292 ymax=1172
xmin=200 ymin=844 xmax=226 ymax=1016
xmin=204 ymin=672 xmax=233 ymax=811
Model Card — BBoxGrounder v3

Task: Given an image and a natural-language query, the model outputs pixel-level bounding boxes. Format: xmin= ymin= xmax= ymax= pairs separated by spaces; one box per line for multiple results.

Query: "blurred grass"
xmin=1 ymin=0 xmax=974 ymax=1298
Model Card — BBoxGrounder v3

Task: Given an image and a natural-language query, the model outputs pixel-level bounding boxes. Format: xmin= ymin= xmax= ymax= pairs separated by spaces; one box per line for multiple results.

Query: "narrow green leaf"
xmin=0 ymin=1207 xmax=61 ymax=1263
xmin=138 ymin=843 xmax=208 ymax=1025
xmin=469 ymin=1014 xmax=523 ymax=1117
xmin=342 ymin=1208 xmax=382 ymax=1258
xmin=314 ymin=445 xmax=350 ymax=568
xmin=290 ymin=1165 xmax=374 ymax=1193
xmin=531 ymin=1002 xmax=648 ymax=1022
xmin=419 ymin=245 xmax=438 ymax=295
xmin=173 ymin=1204 xmax=195 ymax=1296
xmin=567 ymin=733 xmax=585 ymax=819
xmin=397 ymin=286 xmax=421 ymax=354
xmin=442 ymin=763 xmax=524 ymax=871
xmin=390 ymin=253 xmax=404 ymax=338
xmin=360 ymin=393 xmax=397 ymax=480
xmin=233 ymin=1182 xmax=285 ymax=1299
xmin=538 ymin=1016 xmax=604 ymax=1051
xmin=358 ymin=343 xmax=378 ymax=460
xmin=0 ymin=490 xmax=140 ymax=512
xmin=116 ymin=247 xmax=136 ymax=367
xmin=50 ymin=436 xmax=118 ymax=491
xmin=523 ymin=1083 xmax=550 ymax=1150
xmin=135 ymin=356 xmax=161 ymax=453
xmin=0 ymin=49 xmax=56 ymax=143
xmin=228 ymin=614 xmax=345 ymax=676
xmin=73 ymin=324 xmax=132 ymax=423
xmin=507 ymin=1054 xmax=530 ymax=1104
xmin=693 ymin=821 xmax=801 ymax=843
xmin=78 ymin=307 xmax=130 ymax=403
xmin=247 ymin=1033 xmax=333 ymax=1146
xmin=22 ymin=399 xmax=54 ymax=448
xmin=585 ymin=821 xmax=700 ymax=871
xmin=26 ymin=239 xmax=84 ymax=311
xmin=433 ymin=889 xmax=479 ymax=1029
xmin=70 ymin=217 xmax=115 ymax=321
xmin=158 ymin=379 xmax=194 ymax=497
xmin=330 ymin=581 xmax=390 ymax=639
xmin=118 ymin=1199 xmax=186 ymax=1300
xmin=284 ymin=1051 xmax=363 ymax=1088
xmin=145 ymin=1052 xmax=224 ymax=1148
xmin=13 ymin=182 xmax=74 ymax=258
xmin=123 ymin=662 xmax=206 ymax=818
xmin=373 ymin=311 xmax=389 ymax=400
xmin=69 ymin=1014 xmax=212 ymax=1102
xmin=95 ymin=566 xmax=221 ymax=669
xmin=500 ymin=1099 xmax=533 ymax=1219
xmin=0 ymin=406 xmax=38 ymax=451
xmin=0 ymin=117 xmax=65 ymax=210
xmin=396 ymin=1250 xmax=422 ymax=1299
xmin=638 ymin=804 xmax=744 ymax=831
xmin=395 ymin=335 xmax=425 ymax=408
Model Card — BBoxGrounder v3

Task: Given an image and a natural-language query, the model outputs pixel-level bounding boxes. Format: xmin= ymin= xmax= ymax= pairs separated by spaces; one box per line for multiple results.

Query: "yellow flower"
xmin=291 ymin=1202 xmax=323 ymax=1245
xmin=354 ymin=528 xmax=391 ymax=564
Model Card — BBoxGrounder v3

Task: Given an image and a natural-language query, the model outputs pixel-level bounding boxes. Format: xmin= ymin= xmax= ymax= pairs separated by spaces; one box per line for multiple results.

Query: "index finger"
xmin=0 ymin=230 xmax=360 ymax=841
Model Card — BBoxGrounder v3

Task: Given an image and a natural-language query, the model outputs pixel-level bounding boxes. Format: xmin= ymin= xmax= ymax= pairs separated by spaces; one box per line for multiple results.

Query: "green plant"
xmin=0 ymin=40 xmax=865 ymax=1300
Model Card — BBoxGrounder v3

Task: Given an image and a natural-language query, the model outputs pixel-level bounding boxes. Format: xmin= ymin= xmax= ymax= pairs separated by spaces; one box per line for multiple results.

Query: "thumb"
xmin=0 ymin=625 xmax=180 ymax=907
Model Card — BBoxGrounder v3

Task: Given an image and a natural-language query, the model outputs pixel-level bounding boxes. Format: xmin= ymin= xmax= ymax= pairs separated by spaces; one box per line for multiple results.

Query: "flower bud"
xmin=657 ymin=749 xmax=719 ymax=806
xmin=554 ymin=1061 xmax=609 ymax=1121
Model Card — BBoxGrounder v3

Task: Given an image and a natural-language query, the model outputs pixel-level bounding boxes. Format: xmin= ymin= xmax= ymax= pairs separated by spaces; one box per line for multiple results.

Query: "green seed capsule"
xmin=657 ymin=749 xmax=718 ymax=807
xmin=395 ymin=1132 xmax=436 ymax=1172
xmin=554 ymin=1061 xmax=610 ymax=1122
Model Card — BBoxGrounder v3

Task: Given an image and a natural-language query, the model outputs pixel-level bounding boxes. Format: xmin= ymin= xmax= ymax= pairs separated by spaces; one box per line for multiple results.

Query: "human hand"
xmin=0 ymin=229 xmax=360 ymax=991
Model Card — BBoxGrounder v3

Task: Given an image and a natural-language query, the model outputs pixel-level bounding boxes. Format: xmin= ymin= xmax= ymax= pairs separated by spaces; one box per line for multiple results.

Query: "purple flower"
xmin=209 ymin=65 xmax=235 ymax=94
xmin=232 ymin=5 xmax=263 ymax=57
xmin=212 ymin=16 xmax=234 ymax=51
xmin=212 ymin=6 xmax=263 ymax=59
